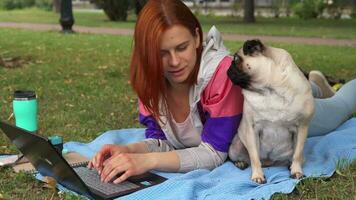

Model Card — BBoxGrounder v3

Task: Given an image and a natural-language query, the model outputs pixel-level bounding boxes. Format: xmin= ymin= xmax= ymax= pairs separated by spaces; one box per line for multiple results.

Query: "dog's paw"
xmin=243 ymin=39 xmax=265 ymax=56
xmin=290 ymin=172 xmax=305 ymax=180
xmin=290 ymin=161 xmax=304 ymax=179
xmin=251 ymin=175 xmax=266 ymax=184
xmin=234 ymin=161 xmax=249 ymax=170
xmin=251 ymin=170 xmax=266 ymax=184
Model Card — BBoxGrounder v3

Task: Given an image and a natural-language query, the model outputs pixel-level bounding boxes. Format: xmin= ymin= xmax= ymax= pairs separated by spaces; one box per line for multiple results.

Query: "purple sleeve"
xmin=200 ymin=56 xmax=244 ymax=152
xmin=139 ymin=113 xmax=167 ymax=140
xmin=201 ymin=113 xmax=242 ymax=152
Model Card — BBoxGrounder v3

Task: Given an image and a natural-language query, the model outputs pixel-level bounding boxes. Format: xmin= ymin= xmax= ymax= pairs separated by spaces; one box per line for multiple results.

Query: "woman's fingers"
xmin=87 ymin=160 xmax=94 ymax=169
xmin=87 ymin=153 xmax=104 ymax=171
xmin=91 ymin=145 xmax=113 ymax=169
xmin=88 ymin=144 xmax=131 ymax=172
xmin=92 ymin=153 xmax=102 ymax=169
xmin=100 ymin=155 xmax=123 ymax=181
xmin=113 ymin=171 xmax=132 ymax=184
xmin=94 ymin=152 xmax=148 ymax=184
xmin=103 ymin=164 xmax=128 ymax=183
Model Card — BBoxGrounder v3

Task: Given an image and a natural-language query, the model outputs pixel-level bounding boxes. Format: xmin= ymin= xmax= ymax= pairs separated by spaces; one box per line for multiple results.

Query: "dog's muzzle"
xmin=227 ymin=53 xmax=252 ymax=89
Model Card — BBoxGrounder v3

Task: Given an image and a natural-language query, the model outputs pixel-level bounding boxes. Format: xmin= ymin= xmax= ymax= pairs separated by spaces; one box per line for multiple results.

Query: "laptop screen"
xmin=0 ymin=121 xmax=93 ymax=198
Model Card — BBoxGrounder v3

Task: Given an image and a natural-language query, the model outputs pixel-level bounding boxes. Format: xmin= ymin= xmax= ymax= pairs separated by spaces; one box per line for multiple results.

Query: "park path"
xmin=1 ymin=22 xmax=356 ymax=46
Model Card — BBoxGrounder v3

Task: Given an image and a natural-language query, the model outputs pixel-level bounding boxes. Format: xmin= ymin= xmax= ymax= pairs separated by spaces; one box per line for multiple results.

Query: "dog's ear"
xmin=227 ymin=54 xmax=251 ymax=89
xmin=243 ymin=39 xmax=265 ymax=56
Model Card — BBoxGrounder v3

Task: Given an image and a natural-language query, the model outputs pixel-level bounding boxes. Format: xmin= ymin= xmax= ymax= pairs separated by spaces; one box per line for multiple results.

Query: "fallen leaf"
xmin=0 ymin=56 xmax=27 ymax=68
xmin=98 ymin=65 xmax=108 ymax=69
xmin=7 ymin=113 xmax=13 ymax=121
xmin=65 ymin=124 xmax=73 ymax=127
xmin=66 ymin=103 xmax=74 ymax=107
xmin=64 ymin=79 xmax=73 ymax=84
xmin=336 ymin=169 xmax=346 ymax=177
xmin=42 ymin=176 xmax=57 ymax=189
xmin=0 ymin=192 xmax=4 ymax=199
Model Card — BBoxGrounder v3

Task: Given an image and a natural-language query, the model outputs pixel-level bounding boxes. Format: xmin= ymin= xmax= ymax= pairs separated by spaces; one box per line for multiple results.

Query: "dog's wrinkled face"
xmin=227 ymin=40 xmax=274 ymax=90
xmin=243 ymin=39 xmax=265 ymax=56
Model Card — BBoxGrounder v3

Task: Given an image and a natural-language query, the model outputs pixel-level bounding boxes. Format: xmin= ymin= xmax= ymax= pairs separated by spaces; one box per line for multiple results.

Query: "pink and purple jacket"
xmin=138 ymin=26 xmax=244 ymax=171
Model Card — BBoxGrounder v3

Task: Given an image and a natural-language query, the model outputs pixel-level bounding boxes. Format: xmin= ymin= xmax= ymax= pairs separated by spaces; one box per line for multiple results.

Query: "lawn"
xmin=1 ymin=8 xmax=356 ymax=39
xmin=0 ymin=28 xmax=355 ymax=199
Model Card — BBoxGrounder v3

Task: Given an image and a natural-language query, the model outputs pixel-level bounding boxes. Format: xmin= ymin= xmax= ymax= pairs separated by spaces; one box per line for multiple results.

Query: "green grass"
xmin=273 ymin=160 xmax=356 ymax=199
xmin=198 ymin=14 xmax=356 ymax=39
xmin=0 ymin=8 xmax=136 ymax=29
xmin=0 ymin=28 xmax=355 ymax=199
xmin=1 ymin=8 xmax=356 ymax=39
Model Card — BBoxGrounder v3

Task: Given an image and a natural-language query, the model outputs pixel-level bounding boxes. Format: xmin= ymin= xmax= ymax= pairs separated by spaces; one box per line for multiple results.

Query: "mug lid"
xmin=14 ymin=90 xmax=36 ymax=100
xmin=48 ymin=135 xmax=63 ymax=145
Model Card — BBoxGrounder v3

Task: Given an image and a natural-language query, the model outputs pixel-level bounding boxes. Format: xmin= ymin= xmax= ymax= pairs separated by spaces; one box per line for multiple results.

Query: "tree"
xmin=134 ymin=0 xmax=148 ymax=15
xmin=352 ymin=0 xmax=356 ymax=18
xmin=91 ymin=0 xmax=130 ymax=21
xmin=293 ymin=0 xmax=325 ymax=19
xmin=244 ymin=0 xmax=255 ymax=23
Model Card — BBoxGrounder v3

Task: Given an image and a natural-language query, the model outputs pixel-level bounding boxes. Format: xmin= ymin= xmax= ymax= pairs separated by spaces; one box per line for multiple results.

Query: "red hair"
xmin=130 ymin=0 xmax=203 ymax=120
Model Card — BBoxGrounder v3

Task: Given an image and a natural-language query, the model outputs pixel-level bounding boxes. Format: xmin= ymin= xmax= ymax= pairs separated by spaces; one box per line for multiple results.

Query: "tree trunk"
xmin=53 ymin=0 xmax=61 ymax=13
xmin=135 ymin=0 xmax=147 ymax=15
xmin=243 ymin=0 xmax=255 ymax=23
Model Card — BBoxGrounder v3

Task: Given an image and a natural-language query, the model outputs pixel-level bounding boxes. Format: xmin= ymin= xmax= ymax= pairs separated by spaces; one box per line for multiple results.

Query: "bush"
xmin=293 ymin=0 xmax=326 ymax=19
xmin=324 ymin=0 xmax=347 ymax=19
xmin=91 ymin=0 xmax=130 ymax=21
xmin=272 ymin=0 xmax=283 ymax=18
xmin=3 ymin=0 xmax=35 ymax=10
xmin=35 ymin=0 xmax=53 ymax=11
xmin=2 ymin=0 xmax=52 ymax=10
xmin=3 ymin=0 xmax=33 ymax=10
xmin=351 ymin=7 xmax=356 ymax=19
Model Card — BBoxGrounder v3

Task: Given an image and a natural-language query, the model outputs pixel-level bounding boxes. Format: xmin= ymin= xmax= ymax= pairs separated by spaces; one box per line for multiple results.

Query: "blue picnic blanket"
xmin=54 ymin=118 xmax=356 ymax=199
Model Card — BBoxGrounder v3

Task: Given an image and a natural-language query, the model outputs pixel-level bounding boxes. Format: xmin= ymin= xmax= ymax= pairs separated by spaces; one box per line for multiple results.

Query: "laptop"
xmin=0 ymin=121 xmax=166 ymax=200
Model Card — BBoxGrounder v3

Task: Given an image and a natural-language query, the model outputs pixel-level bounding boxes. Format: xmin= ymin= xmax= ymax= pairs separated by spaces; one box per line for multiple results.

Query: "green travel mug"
xmin=13 ymin=90 xmax=38 ymax=133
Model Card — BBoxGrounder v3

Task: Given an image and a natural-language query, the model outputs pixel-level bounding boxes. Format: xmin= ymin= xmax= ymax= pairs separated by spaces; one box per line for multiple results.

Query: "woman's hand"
xmin=87 ymin=144 xmax=129 ymax=173
xmin=100 ymin=153 xmax=156 ymax=184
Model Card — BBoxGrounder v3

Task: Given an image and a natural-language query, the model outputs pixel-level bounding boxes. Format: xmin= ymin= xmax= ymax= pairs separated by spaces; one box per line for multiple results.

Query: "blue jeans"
xmin=309 ymin=79 xmax=356 ymax=137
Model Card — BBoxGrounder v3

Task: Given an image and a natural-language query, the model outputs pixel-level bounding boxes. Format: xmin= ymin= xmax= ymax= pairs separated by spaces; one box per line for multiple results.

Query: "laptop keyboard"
xmin=74 ymin=167 xmax=140 ymax=195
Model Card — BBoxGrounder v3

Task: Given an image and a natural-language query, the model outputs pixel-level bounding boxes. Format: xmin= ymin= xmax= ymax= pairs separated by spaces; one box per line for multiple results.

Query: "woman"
xmin=88 ymin=0 xmax=356 ymax=184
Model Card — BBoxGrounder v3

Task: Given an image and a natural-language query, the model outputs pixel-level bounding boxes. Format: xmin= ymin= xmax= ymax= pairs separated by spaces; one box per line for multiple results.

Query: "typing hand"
xmin=87 ymin=144 xmax=129 ymax=174
xmin=100 ymin=153 xmax=155 ymax=184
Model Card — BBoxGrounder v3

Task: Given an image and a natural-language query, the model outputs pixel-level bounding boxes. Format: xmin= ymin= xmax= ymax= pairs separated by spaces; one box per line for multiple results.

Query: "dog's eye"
xmin=233 ymin=54 xmax=242 ymax=64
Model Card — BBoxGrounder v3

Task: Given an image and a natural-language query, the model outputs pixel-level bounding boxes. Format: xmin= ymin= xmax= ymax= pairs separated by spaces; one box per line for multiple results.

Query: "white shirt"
xmin=170 ymin=113 xmax=202 ymax=147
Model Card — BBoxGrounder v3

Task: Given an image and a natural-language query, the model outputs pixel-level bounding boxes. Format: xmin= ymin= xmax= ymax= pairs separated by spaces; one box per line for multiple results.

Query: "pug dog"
xmin=227 ymin=40 xmax=314 ymax=184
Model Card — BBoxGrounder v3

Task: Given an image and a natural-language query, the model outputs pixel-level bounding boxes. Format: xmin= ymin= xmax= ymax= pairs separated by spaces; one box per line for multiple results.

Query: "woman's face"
xmin=160 ymin=25 xmax=200 ymax=87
